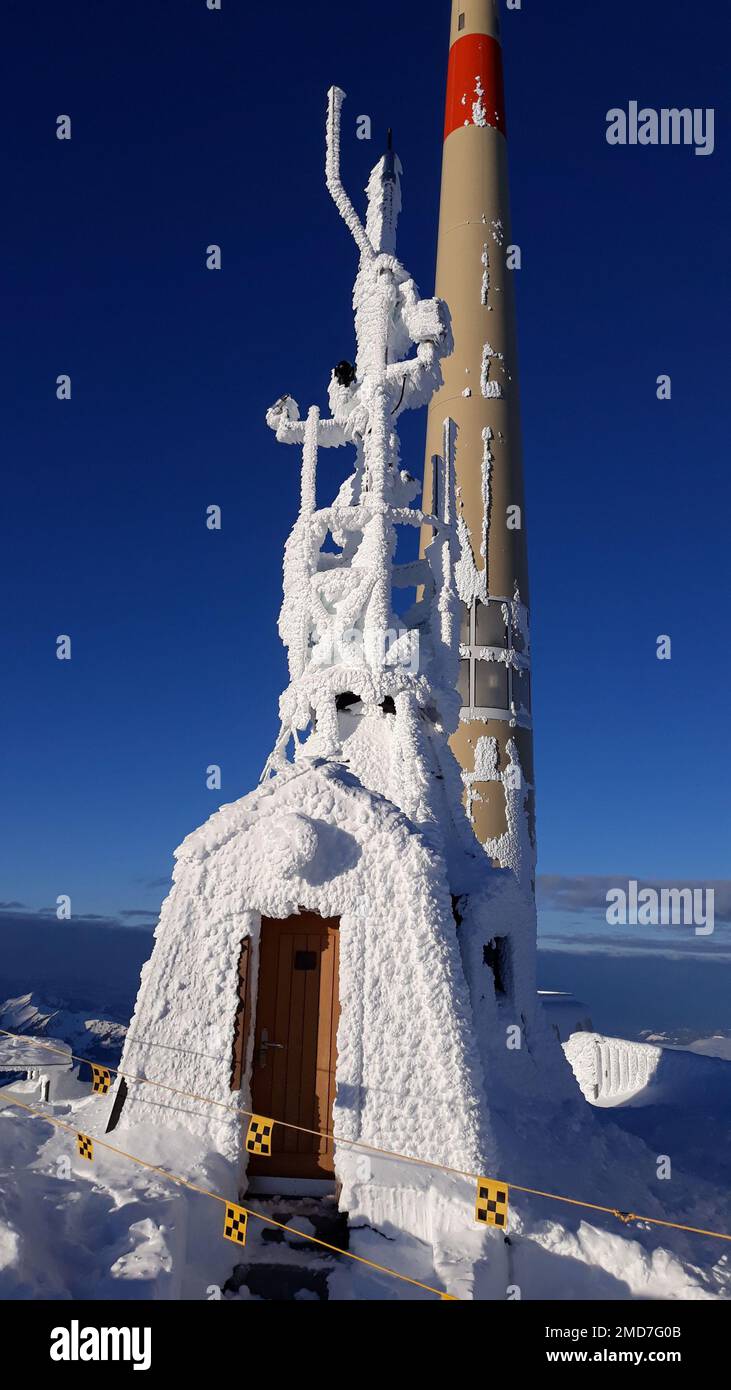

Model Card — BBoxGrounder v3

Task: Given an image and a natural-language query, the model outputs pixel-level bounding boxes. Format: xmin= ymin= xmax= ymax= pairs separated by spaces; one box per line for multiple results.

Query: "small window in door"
xmin=294 ymin=951 xmax=317 ymax=971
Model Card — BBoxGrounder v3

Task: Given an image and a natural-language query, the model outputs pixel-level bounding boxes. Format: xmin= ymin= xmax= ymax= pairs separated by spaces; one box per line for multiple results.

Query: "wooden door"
xmin=249 ymin=914 xmax=340 ymax=1179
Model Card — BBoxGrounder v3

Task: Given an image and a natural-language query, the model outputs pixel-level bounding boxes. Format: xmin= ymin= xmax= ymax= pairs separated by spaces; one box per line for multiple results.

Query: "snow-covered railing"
xmin=564 ymin=1032 xmax=662 ymax=1104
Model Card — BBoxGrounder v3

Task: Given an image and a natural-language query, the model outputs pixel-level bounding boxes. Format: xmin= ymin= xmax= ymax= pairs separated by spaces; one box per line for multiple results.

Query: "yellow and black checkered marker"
xmin=246 ymin=1114 xmax=274 ymax=1158
xmin=90 ymin=1065 xmax=111 ymax=1095
xmin=223 ymin=1202 xmax=248 ymax=1247
xmin=475 ymin=1177 xmax=509 ymax=1231
xmin=76 ymin=1133 xmax=94 ymax=1163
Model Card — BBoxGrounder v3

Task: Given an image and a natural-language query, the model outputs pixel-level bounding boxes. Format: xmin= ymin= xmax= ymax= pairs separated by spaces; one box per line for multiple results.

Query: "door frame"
xmin=231 ymin=912 xmax=341 ymax=1184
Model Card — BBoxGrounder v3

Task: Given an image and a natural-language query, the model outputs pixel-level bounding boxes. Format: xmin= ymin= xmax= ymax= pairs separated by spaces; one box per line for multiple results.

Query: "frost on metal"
xmin=472 ymin=74 xmax=488 ymax=128
xmin=455 ymin=427 xmax=494 ymax=608
xmin=565 ymin=1033 xmax=663 ymax=1105
xmin=461 ymin=736 xmax=534 ymax=893
xmin=481 ymin=341 xmax=506 ymax=399
xmin=481 ymin=242 xmax=491 ymax=308
xmin=484 ymin=739 xmax=535 ymax=890
xmin=114 ymin=85 xmax=569 ymax=1267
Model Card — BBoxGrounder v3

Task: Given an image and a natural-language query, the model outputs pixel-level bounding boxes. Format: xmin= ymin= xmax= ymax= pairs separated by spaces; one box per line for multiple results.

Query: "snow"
xmin=519 ymin=1218 xmax=717 ymax=1302
xmin=481 ymin=340 xmax=506 ymax=398
xmin=472 ymin=75 xmax=489 ymax=129
xmin=118 ymin=762 xmax=494 ymax=1186
xmin=461 ymin=736 xmax=535 ymax=890
xmin=566 ymin=1030 xmax=731 ymax=1117
xmin=455 ymin=427 xmax=493 ymax=607
xmin=481 ymin=242 xmax=491 ymax=307
xmin=643 ymin=1030 xmax=731 ymax=1062
xmin=678 ymin=1036 xmax=731 ymax=1061
xmin=103 ymin=84 xmax=572 ymax=1279
xmin=0 ymin=992 xmax=127 ymax=1064
xmin=1 ymin=1022 xmax=729 ymax=1299
xmin=1 ymin=929 xmax=728 ymax=1300
xmin=566 ymin=1031 xmax=661 ymax=1105
xmin=0 ymin=1101 xmax=229 ymax=1301
xmin=365 ymin=152 xmax=402 ymax=256
xmin=2 ymin=83 xmax=728 ymax=1303
xmin=483 ymin=740 xmax=535 ymax=889
xmin=0 ymin=1031 xmax=72 ymax=1073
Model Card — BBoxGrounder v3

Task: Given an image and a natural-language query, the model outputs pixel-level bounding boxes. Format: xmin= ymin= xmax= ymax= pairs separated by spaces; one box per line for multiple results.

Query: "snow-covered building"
xmin=0 ymin=1031 xmax=75 ymax=1105
xmin=109 ymin=87 xmax=572 ymax=1265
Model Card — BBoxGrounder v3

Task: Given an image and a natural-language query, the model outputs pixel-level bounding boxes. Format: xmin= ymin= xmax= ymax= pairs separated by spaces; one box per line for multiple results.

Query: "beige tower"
xmin=424 ymin=0 xmax=534 ymax=864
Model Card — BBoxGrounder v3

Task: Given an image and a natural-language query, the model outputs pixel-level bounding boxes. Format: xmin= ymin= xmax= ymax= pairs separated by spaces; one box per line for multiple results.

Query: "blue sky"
xmin=1 ymin=0 xmax=728 ymax=928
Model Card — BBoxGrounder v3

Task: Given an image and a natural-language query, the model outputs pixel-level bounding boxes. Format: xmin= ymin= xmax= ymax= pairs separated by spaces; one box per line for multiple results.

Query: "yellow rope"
xmin=3 ymin=1025 xmax=730 ymax=1246
xmin=0 ymin=1090 xmax=455 ymax=1300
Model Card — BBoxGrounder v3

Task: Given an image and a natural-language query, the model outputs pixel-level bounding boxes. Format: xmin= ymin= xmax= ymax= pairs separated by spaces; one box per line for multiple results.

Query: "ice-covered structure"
xmin=110 ymin=87 xmax=572 ymax=1277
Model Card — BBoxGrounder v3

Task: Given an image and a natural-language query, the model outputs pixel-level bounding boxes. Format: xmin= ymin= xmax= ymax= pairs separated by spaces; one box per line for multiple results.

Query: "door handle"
xmin=256 ymin=1029 xmax=286 ymax=1068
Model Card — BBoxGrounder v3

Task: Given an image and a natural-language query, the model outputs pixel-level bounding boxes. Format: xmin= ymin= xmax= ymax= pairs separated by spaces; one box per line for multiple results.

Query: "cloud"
xmin=538 ymin=929 xmax=731 ymax=962
xmin=0 ymin=905 xmax=154 ymax=933
xmin=537 ymin=875 xmax=731 ymax=923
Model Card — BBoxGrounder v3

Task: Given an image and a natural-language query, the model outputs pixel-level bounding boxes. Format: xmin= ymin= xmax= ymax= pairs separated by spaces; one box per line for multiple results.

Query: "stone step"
xmin=223 ymin=1195 xmax=349 ymax=1302
xmin=227 ymin=1260 xmax=333 ymax=1301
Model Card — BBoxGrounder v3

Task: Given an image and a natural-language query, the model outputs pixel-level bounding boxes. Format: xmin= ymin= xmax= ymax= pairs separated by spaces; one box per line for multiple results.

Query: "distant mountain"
xmin=0 ymin=918 xmax=152 ymax=1069
xmin=0 ymin=917 xmax=151 ymax=1018
xmin=640 ymin=1028 xmax=731 ymax=1061
xmin=0 ymin=992 xmax=128 ymax=1068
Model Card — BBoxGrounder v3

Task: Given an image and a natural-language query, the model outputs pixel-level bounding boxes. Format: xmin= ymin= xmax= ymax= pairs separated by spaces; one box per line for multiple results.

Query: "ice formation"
xmin=110 ymin=86 xmax=573 ymax=1283
xmin=481 ymin=340 xmax=506 ymax=398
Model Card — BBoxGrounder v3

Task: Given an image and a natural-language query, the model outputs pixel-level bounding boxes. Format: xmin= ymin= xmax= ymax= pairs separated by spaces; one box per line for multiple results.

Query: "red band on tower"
xmin=444 ymin=33 xmax=507 ymax=141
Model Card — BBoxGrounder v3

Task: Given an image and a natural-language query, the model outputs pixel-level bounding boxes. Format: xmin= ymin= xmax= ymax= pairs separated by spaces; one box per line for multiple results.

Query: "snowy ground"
xmin=1 ymin=1004 xmax=729 ymax=1301
xmin=1 ymin=924 xmax=728 ymax=1302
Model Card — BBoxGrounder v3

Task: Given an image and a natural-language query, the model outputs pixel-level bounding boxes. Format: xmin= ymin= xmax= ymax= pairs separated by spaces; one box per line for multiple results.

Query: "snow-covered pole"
xmin=326 ymin=87 xmax=375 ymax=262
xmin=424 ymin=0 xmax=534 ymax=857
xmin=368 ymin=384 xmax=388 ymax=505
xmin=363 ymin=383 xmax=393 ymax=671
xmin=301 ymin=406 xmax=319 ymax=516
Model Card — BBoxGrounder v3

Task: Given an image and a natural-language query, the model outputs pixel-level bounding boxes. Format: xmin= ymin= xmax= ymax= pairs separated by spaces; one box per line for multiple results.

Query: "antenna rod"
xmin=325 ymin=86 xmax=374 ymax=261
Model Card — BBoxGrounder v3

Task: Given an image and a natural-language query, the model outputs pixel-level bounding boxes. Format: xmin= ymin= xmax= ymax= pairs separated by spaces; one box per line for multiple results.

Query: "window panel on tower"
xmin=475 ymin=599 xmax=508 ymax=647
xmin=457 ymin=658 xmax=471 ymax=707
xmin=511 ymin=669 xmax=530 ymax=712
xmin=474 ymin=660 xmax=508 ymax=710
